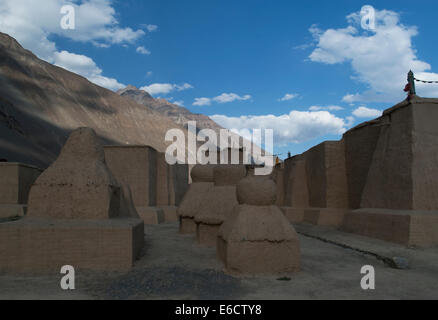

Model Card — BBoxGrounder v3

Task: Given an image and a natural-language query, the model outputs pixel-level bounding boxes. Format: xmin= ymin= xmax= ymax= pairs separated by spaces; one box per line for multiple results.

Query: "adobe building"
xmin=156 ymin=152 xmax=189 ymax=223
xmin=217 ymin=171 xmax=301 ymax=274
xmin=302 ymin=140 xmax=349 ymax=227
xmin=279 ymin=96 xmax=438 ymax=247
xmin=281 ymin=141 xmax=349 ymax=227
xmin=273 ymin=163 xmax=285 ymax=207
xmin=0 ymin=128 xmax=144 ymax=272
xmin=342 ymin=97 xmax=438 ymax=247
xmin=0 ymin=162 xmax=42 ymax=219
xmin=281 ymin=155 xmax=310 ymax=223
xmin=104 ymin=145 xmax=164 ymax=224
xmin=178 ymin=164 xmax=215 ymax=234
xmin=194 ymin=164 xmax=247 ymax=246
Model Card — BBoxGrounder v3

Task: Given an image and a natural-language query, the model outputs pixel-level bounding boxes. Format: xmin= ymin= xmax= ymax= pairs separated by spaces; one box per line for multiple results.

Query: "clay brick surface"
xmin=342 ymin=208 xmax=438 ymax=247
xmin=104 ymin=146 xmax=158 ymax=207
xmin=0 ymin=163 xmax=42 ymax=205
xmin=0 ymin=218 xmax=144 ymax=272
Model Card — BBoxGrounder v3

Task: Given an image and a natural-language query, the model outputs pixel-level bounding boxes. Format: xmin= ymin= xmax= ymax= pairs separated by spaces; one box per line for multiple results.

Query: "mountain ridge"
xmin=117 ymin=85 xmax=224 ymax=133
xmin=0 ymin=32 xmax=190 ymax=168
xmin=0 ymin=32 xmax=265 ymax=169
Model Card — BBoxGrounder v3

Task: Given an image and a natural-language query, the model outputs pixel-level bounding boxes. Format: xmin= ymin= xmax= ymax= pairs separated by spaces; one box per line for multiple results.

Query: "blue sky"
xmin=1 ymin=0 xmax=438 ymax=157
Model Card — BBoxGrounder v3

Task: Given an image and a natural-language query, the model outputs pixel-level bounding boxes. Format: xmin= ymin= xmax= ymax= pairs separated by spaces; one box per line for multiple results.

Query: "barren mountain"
xmin=117 ymin=85 xmax=224 ymax=133
xmin=0 ymin=32 xmax=266 ymax=170
xmin=0 ymin=32 xmax=190 ymax=168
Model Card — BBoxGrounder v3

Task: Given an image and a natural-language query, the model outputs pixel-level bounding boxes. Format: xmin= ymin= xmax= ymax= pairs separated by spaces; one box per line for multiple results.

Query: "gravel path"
xmin=1 ymin=222 xmax=437 ymax=299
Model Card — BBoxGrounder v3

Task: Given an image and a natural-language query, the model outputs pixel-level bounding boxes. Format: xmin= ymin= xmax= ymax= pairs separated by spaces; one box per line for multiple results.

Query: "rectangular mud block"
xmin=0 ymin=204 xmax=27 ymax=219
xmin=281 ymin=207 xmax=306 ymax=224
xmin=0 ymin=218 xmax=144 ymax=273
xmin=179 ymin=217 xmax=196 ymax=234
xmin=159 ymin=206 xmax=178 ymax=223
xmin=304 ymin=208 xmax=348 ymax=227
xmin=304 ymin=141 xmax=349 ymax=209
xmin=0 ymin=163 xmax=42 ymax=205
xmin=136 ymin=206 xmax=164 ymax=225
xmin=196 ymin=223 xmax=220 ymax=247
xmin=283 ymin=157 xmax=309 ymax=208
xmin=217 ymin=238 xmax=300 ymax=274
xmin=343 ymin=123 xmax=381 ymax=209
xmin=104 ymin=146 xmax=158 ymax=207
xmin=360 ymin=100 xmax=438 ymax=210
xmin=156 ymin=152 xmax=189 ymax=207
xmin=169 ymin=163 xmax=190 ymax=206
xmin=342 ymin=208 xmax=438 ymax=247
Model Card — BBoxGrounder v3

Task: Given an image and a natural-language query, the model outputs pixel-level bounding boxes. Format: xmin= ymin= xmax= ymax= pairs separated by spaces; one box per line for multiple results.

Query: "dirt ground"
xmin=0 ymin=222 xmax=437 ymax=300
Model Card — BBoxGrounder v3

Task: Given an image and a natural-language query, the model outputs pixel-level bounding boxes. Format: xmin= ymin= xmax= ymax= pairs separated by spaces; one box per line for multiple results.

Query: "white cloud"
xmin=136 ymin=46 xmax=151 ymax=55
xmin=140 ymin=83 xmax=193 ymax=96
xmin=213 ymin=93 xmax=252 ymax=103
xmin=193 ymin=93 xmax=252 ymax=106
xmin=279 ymin=93 xmax=298 ymax=101
xmin=0 ymin=0 xmax=147 ymax=91
xmin=0 ymin=0 xmax=145 ymax=56
xmin=211 ymin=110 xmax=349 ymax=145
xmin=345 ymin=116 xmax=356 ymax=127
xmin=176 ymin=83 xmax=194 ymax=91
xmin=141 ymin=83 xmax=174 ymax=95
xmin=352 ymin=106 xmax=382 ymax=118
xmin=145 ymin=24 xmax=158 ymax=32
xmin=193 ymin=98 xmax=212 ymax=106
xmin=309 ymin=8 xmax=438 ymax=102
xmin=342 ymin=94 xmax=360 ymax=104
xmin=53 ymin=50 xmax=124 ymax=91
xmin=173 ymin=100 xmax=184 ymax=106
xmin=309 ymin=105 xmax=344 ymax=111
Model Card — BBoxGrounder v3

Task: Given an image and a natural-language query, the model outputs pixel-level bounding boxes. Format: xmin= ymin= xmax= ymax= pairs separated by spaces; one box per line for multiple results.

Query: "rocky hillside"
xmin=0 ymin=32 xmax=190 ymax=168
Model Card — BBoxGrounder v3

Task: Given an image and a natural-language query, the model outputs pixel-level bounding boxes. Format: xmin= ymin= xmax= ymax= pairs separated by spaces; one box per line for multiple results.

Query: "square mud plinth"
xmin=0 ymin=218 xmax=144 ymax=273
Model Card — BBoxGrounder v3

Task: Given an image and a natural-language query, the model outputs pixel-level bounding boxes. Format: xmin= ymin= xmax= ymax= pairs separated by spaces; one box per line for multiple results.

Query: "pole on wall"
xmin=407 ymin=70 xmax=416 ymax=95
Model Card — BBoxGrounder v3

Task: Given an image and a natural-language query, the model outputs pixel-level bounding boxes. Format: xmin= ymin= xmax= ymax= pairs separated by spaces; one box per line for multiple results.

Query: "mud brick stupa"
xmin=177 ymin=164 xmax=215 ymax=234
xmin=194 ymin=164 xmax=247 ymax=246
xmin=0 ymin=128 xmax=144 ymax=272
xmin=217 ymin=170 xmax=301 ymax=274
